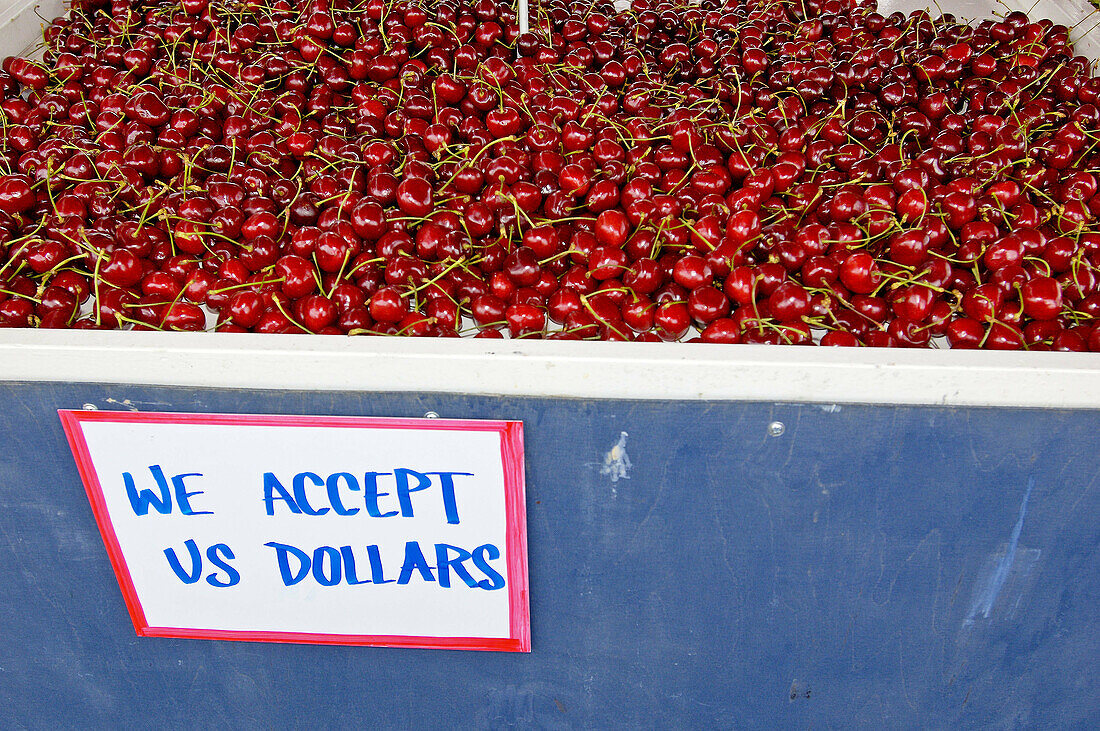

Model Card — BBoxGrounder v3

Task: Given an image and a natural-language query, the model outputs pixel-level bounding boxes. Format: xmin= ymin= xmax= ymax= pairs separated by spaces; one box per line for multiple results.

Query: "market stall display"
xmin=0 ymin=0 xmax=1098 ymax=726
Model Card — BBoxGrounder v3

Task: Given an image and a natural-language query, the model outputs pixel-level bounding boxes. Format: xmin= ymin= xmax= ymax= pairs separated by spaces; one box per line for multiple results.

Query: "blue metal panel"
xmin=0 ymin=382 xmax=1097 ymax=727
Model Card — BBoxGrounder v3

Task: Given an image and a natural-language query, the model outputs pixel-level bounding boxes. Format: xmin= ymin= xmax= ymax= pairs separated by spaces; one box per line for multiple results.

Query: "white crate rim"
xmin=2 ymin=329 xmax=1098 ymax=408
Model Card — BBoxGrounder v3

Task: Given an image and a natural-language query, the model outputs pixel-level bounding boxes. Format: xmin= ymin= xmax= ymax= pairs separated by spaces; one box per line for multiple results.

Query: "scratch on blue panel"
xmin=966 ymin=476 xmax=1034 ymax=625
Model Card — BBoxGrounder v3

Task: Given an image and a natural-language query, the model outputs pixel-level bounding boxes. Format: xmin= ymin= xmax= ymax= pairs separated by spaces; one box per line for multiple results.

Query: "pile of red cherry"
xmin=0 ymin=0 xmax=1099 ymax=348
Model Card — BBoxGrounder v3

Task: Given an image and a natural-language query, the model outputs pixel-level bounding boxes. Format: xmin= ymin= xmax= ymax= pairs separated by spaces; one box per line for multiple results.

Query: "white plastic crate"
xmin=0 ymin=0 xmax=1099 ymax=408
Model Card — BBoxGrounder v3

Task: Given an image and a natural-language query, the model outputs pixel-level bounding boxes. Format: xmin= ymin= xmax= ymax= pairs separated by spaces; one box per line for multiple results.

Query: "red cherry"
xmin=223 ymin=291 xmax=265 ymax=328
xmin=821 ymin=331 xmax=862 ymax=347
xmin=891 ymin=285 xmax=936 ymax=322
xmin=522 ymin=226 xmax=561 ymax=259
xmin=654 ymin=301 xmax=690 ymax=341
xmin=161 ymin=302 xmax=207 ymax=332
xmin=559 ymin=164 xmax=592 ymax=196
xmin=672 ymin=255 xmax=713 ymax=289
xmin=688 ymin=286 xmax=730 ymax=325
xmin=768 ymin=282 xmax=811 ymax=321
xmin=585 ymin=180 xmax=620 ymax=212
xmin=986 ymin=322 xmax=1025 ymax=350
xmin=839 ymin=253 xmax=881 ymax=294
xmin=471 ymin=294 xmax=506 ymax=330
xmin=594 ymin=209 xmax=630 ymax=248
xmin=100 ymin=249 xmax=144 ymax=289
xmin=588 ymin=246 xmax=629 ymax=280
xmin=889 ymin=230 xmax=930 ymax=267
xmin=395 ymin=177 xmax=433 ymax=217
xmin=946 ymin=318 xmax=985 ymax=348
xmin=1020 ymin=276 xmax=1063 ymax=320
xmin=369 ymin=286 xmax=407 ymax=324
xmin=241 ymin=211 xmax=279 ymax=240
xmin=274 ymin=255 xmax=317 ymax=299
xmin=504 ymin=247 xmax=541 ymax=286
xmin=624 ymin=258 xmax=663 ymax=295
xmin=962 ymin=283 xmax=1004 ymax=323
xmin=699 ymin=318 xmax=741 ymax=343
xmin=506 ymin=303 xmax=546 ymax=337
xmin=297 ymin=294 xmax=338 ymax=332
xmin=0 ymin=175 xmax=34 ymax=214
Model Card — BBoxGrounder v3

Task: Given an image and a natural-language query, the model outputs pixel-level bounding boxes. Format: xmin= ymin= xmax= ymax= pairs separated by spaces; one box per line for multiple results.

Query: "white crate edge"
xmin=3 ymin=330 xmax=1100 ymax=408
xmin=0 ymin=0 xmax=1099 ymax=408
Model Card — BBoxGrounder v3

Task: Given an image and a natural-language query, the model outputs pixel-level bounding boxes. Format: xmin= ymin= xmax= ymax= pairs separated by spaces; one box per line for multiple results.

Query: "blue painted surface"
xmin=0 ymin=382 xmax=1098 ymax=728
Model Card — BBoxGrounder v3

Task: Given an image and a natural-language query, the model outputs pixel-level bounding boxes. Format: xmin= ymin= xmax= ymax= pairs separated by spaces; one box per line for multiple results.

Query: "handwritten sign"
xmin=59 ymin=410 xmax=529 ymax=652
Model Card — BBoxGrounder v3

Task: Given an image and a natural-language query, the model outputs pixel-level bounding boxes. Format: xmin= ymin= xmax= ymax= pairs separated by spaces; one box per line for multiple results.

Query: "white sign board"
xmin=60 ymin=410 xmax=530 ymax=652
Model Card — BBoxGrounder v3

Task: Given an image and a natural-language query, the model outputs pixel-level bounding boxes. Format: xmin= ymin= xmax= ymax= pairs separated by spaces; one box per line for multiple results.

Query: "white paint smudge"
xmin=600 ymin=431 xmax=631 ymax=490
